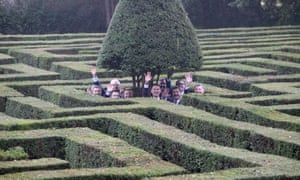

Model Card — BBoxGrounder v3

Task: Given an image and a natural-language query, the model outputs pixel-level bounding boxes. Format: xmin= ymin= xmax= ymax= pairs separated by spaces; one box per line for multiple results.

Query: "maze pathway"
xmin=0 ymin=25 xmax=299 ymax=179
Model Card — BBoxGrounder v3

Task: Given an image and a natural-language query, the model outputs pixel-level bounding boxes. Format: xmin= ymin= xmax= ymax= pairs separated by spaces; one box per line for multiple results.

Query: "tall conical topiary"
xmin=97 ymin=0 xmax=202 ymax=92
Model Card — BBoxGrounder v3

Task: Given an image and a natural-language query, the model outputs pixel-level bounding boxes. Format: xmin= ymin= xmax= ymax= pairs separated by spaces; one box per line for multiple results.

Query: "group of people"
xmin=143 ymin=71 xmax=204 ymax=104
xmin=87 ymin=66 xmax=205 ymax=105
xmin=86 ymin=66 xmax=134 ymax=99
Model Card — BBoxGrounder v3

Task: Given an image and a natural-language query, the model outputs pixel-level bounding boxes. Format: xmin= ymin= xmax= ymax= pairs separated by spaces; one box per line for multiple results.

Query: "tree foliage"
xmin=97 ymin=0 xmax=202 ymax=92
xmin=1 ymin=0 xmax=299 ymax=34
xmin=228 ymin=0 xmax=300 ymax=26
xmin=182 ymin=0 xmax=248 ymax=28
xmin=0 ymin=0 xmax=109 ymax=34
xmin=181 ymin=0 xmax=300 ymax=28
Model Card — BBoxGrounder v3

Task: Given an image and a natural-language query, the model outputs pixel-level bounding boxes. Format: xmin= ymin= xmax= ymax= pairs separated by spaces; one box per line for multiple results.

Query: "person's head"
xmin=123 ymin=88 xmax=133 ymax=98
xmin=176 ymin=79 xmax=186 ymax=92
xmin=194 ymin=84 xmax=205 ymax=94
xmin=171 ymin=87 xmax=181 ymax=101
xmin=110 ymin=79 xmax=120 ymax=90
xmin=151 ymin=84 xmax=161 ymax=98
xmin=91 ymin=85 xmax=102 ymax=95
xmin=159 ymin=79 xmax=167 ymax=89
xmin=111 ymin=90 xmax=120 ymax=99
xmin=161 ymin=87 xmax=171 ymax=100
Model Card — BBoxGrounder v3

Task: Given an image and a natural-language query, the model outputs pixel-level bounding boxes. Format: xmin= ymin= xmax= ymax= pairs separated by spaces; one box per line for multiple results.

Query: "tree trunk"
xmin=104 ymin=0 xmax=118 ymax=28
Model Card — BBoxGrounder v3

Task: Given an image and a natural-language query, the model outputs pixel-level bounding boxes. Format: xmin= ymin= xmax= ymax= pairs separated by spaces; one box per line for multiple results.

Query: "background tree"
xmin=228 ymin=0 xmax=300 ymax=26
xmin=1 ymin=0 xmax=299 ymax=34
xmin=96 ymin=0 xmax=202 ymax=95
xmin=182 ymin=0 xmax=250 ymax=28
xmin=104 ymin=0 xmax=118 ymax=28
xmin=0 ymin=0 xmax=109 ymax=34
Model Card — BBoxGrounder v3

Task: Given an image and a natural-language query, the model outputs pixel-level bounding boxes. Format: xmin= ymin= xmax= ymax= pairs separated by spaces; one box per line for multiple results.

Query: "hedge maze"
xmin=0 ymin=25 xmax=300 ymax=179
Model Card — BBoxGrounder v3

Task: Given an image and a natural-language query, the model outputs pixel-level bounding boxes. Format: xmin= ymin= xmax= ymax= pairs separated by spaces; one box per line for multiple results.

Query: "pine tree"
xmin=97 ymin=0 xmax=202 ymax=94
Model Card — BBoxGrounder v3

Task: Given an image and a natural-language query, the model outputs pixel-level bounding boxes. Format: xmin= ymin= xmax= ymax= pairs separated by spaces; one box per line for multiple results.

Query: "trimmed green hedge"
xmin=0 ymin=111 xmax=299 ymax=178
xmin=0 ymin=146 xmax=28 ymax=161
xmin=0 ymin=158 xmax=69 ymax=175
xmin=1 ymin=97 xmax=299 ymax=161
xmin=0 ymin=85 xmax=24 ymax=111
xmin=202 ymin=63 xmax=277 ymax=76
xmin=0 ymin=53 xmax=15 ymax=65
xmin=38 ymin=85 xmax=136 ymax=108
xmin=5 ymin=97 xmax=58 ymax=119
xmin=65 ymin=139 xmax=126 ymax=168
xmin=0 ymin=25 xmax=300 ymax=179
xmin=50 ymin=61 xmax=125 ymax=80
xmin=0 ymin=137 xmax=65 ymax=159
xmin=182 ymin=95 xmax=300 ymax=132
xmin=193 ymin=71 xmax=251 ymax=91
xmin=8 ymin=48 xmax=96 ymax=70
xmin=0 ymin=128 xmax=185 ymax=178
